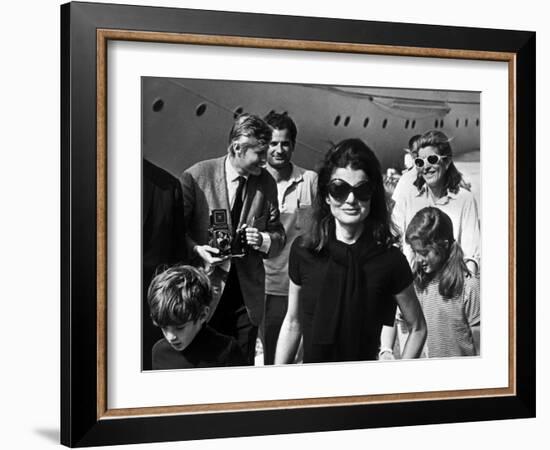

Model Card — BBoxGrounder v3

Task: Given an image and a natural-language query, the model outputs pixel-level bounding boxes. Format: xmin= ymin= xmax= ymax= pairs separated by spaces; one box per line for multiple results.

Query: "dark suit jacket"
xmin=143 ymin=159 xmax=187 ymax=369
xmin=152 ymin=325 xmax=245 ymax=370
xmin=143 ymin=159 xmax=186 ymax=278
xmin=180 ymin=156 xmax=285 ymax=326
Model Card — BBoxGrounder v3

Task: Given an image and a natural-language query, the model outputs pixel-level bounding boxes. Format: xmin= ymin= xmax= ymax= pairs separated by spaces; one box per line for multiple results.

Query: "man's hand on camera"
xmin=244 ymin=226 xmax=263 ymax=249
xmin=193 ymin=244 xmax=230 ymax=267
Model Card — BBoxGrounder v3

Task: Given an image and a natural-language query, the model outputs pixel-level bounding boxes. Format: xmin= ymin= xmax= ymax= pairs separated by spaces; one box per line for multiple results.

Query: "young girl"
xmin=405 ymin=207 xmax=480 ymax=358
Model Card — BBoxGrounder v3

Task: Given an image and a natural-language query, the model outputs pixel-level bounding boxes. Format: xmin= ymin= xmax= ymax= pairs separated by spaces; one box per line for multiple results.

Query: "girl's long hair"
xmin=405 ymin=207 xmax=469 ymax=298
xmin=303 ymin=138 xmax=396 ymax=253
xmin=413 ymin=130 xmax=469 ymax=194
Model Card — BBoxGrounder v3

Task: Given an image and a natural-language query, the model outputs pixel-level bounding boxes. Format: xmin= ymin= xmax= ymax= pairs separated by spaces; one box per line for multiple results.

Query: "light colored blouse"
xmin=392 ymin=181 xmax=481 ymax=265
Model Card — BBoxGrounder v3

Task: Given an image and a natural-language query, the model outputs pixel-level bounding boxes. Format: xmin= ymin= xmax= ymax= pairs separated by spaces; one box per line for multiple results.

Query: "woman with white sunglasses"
xmin=381 ymin=130 xmax=481 ymax=360
xmin=392 ymin=130 xmax=480 ymax=272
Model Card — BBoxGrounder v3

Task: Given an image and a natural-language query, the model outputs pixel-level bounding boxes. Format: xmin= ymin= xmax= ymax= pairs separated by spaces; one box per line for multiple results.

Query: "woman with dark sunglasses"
xmin=274 ymin=139 xmax=426 ymax=364
xmin=392 ymin=130 xmax=480 ymax=271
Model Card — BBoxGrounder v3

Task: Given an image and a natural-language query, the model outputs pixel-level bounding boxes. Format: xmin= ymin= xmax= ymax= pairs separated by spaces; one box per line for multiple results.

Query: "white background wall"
xmin=0 ymin=0 xmax=545 ymax=448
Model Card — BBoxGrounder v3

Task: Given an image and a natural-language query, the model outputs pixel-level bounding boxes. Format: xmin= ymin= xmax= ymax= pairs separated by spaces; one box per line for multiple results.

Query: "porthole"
xmin=440 ymin=119 xmax=444 ymax=128
xmin=344 ymin=116 xmax=351 ymax=127
xmin=195 ymin=103 xmax=207 ymax=117
xmin=435 ymin=119 xmax=439 ymax=128
xmin=411 ymin=120 xmax=416 ymax=129
xmin=363 ymin=117 xmax=370 ymax=128
xmin=382 ymin=118 xmax=388 ymax=129
xmin=405 ymin=119 xmax=410 ymax=129
xmin=476 ymin=118 xmax=480 ymax=127
xmin=152 ymin=98 xmax=164 ymax=112
xmin=334 ymin=115 xmax=341 ymax=126
xmin=465 ymin=118 xmax=469 ymax=127
xmin=456 ymin=119 xmax=460 ymax=128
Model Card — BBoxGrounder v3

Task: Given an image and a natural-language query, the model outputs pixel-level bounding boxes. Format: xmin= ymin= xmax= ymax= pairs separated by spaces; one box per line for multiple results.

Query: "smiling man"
xmin=261 ymin=112 xmax=317 ymax=365
xmin=180 ymin=113 xmax=286 ymax=365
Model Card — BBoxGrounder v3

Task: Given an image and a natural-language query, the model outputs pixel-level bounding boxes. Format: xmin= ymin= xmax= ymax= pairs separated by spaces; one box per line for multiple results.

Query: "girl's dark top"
xmin=152 ymin=325 xmax=245 ymax=370
xmin=289 ymin=229 xmax=413 ymax=363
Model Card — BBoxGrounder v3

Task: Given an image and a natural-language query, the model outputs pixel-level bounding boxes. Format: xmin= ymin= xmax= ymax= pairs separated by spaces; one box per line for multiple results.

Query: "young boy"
xmin=147 ymin=265 xmax=245 ymax=370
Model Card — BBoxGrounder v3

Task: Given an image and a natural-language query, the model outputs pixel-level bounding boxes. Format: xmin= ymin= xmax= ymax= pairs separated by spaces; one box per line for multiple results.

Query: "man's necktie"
xmin=231 ymin=176 xmax=246 ymax=232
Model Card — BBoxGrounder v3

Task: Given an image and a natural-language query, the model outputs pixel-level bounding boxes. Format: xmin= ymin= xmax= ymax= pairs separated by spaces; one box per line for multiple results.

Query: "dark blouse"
xmin=288 ymin=236 xmax=413 ymax=363
xmin=152 ymin=325 xmax=245 ymax=370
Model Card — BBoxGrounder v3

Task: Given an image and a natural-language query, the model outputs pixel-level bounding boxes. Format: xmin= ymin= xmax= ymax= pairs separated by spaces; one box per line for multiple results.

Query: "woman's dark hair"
xmin=303 ymin=138 xmax=396 ymax=252
xmin=405 ymin=207 xmax=469 ymax=298
xmin=413 ymin=130 xmax=466 ymax=195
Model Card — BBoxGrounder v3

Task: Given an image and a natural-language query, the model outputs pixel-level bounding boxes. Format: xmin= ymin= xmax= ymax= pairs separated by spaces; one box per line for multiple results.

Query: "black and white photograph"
xmin=141 ymin=77 xmax=481 ymax=371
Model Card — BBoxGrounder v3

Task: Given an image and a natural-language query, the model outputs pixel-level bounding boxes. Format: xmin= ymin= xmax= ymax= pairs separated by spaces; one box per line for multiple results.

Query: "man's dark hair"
xmin=263 ymin=111 xmax=298 ymax=145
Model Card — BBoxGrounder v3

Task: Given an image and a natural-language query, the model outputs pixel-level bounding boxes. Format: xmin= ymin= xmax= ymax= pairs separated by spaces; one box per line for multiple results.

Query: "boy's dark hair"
xmin=263 ymin=111 xmax=298 ymax=145
xmin=147 ymin=265 xmax=212 ymax=327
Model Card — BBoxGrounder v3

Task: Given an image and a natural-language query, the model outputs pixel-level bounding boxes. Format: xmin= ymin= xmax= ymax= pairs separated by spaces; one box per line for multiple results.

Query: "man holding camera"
xmin=180 ymin=114 xmax=286 ymax=365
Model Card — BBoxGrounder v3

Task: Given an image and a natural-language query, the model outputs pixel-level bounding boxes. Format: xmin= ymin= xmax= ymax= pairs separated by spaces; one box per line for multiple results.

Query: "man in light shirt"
xmin=180 ymin=114 xmax=286 ymax=365
xmin=261 ymin=112 xmax=317 ymax=365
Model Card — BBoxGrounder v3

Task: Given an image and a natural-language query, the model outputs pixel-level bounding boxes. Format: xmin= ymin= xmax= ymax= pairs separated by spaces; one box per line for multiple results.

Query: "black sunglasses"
xmin=414 ymin=154 xmax=448 ymax=168
xmin=327 ymin=179 xmax=374 ymax=202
